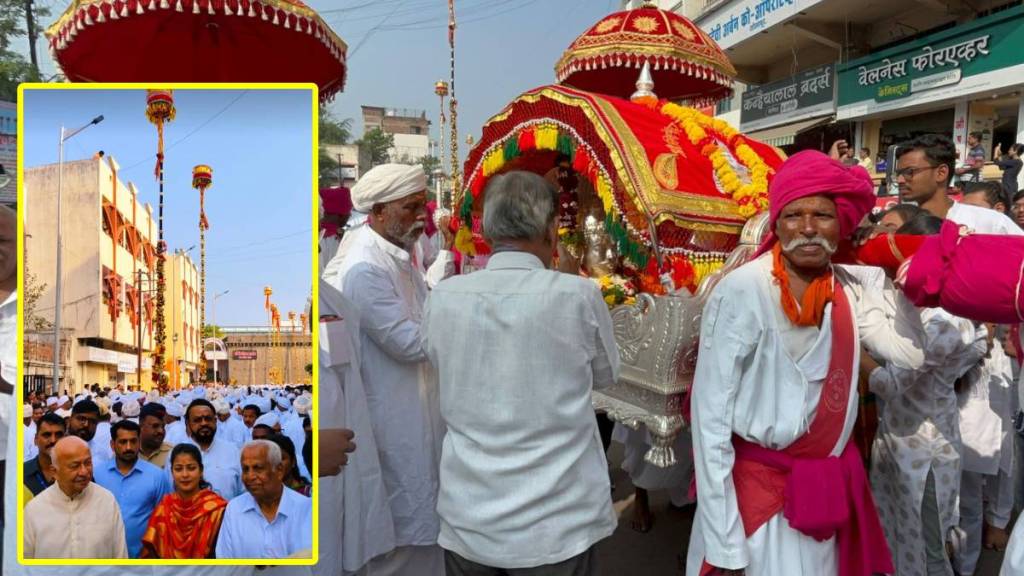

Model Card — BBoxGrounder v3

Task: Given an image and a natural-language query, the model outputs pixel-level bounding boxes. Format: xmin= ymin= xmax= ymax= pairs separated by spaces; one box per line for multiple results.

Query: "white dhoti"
xmin=320 ymin=232 xmax=341 ymax=277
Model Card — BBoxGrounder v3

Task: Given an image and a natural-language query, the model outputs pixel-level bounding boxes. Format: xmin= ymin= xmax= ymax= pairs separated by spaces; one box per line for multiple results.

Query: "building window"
xmin=716 ymin=97 xmax=732 ymax=115
xmin=412 ymin=126 xmax=422 ymax=135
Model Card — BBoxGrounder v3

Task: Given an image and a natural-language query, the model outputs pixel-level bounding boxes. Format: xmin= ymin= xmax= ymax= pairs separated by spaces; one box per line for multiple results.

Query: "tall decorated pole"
xmin=448 ymin=0 xmax=460 ymax=203
xmin=192 ymin=164 xmax=213 ymax=381
xmin=145 ymin=90 xmax=175 ymax=392
xmin=434 ymin=80 xmax=449 ymax=208
xmin=264 ymin=286 xmax=273 ymax=385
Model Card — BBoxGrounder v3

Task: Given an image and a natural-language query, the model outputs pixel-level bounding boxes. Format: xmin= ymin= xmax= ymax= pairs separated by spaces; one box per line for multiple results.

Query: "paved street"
xmin=597 ymin=443 xmax=1009 ymax=575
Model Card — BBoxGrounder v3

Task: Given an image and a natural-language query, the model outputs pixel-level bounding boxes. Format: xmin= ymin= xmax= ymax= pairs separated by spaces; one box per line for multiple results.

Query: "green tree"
xmin=24 ymin=264 xmax=50 ymax=331
xmin=318 ymin=109 xmax=354 ymax=187
xmin=202 ymin=324 xmax=225 ymax=339
xmin=0 ymin=0 xmax=42 ymax=100
xmin=357 ymin=128 xmax=395 ymax=167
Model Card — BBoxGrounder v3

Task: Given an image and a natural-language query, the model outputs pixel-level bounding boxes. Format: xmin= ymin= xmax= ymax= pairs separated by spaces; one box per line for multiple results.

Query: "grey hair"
xmin=482 ymin=171 xmax=557 ymax=244
xmin=243 ymin=439 xmax=283 ymax=468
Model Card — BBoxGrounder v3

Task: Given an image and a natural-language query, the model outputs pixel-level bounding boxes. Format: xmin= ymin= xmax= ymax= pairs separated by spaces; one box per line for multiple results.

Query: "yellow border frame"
xmin=15 ymin=82 xmax=320 ymax=566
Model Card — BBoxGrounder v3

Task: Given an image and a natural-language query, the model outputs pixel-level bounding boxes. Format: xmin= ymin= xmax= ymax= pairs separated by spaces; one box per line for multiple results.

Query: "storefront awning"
xmin=746 ymin=116 xmax=833 ymax=147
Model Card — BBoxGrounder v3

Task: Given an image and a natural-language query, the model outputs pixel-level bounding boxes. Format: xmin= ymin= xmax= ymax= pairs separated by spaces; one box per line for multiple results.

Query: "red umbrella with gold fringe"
xmin=554 ymin=1 xmax=735 ymax=106
xmin=45 ymin=0 xmax=347 ymax=101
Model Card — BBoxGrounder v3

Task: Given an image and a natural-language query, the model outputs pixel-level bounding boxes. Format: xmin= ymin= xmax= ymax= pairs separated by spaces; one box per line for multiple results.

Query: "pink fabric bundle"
xmin=903 ymin=220 xmax=1024 ymax=323
xmin=756 ymin=150 xmax=876 ymax=257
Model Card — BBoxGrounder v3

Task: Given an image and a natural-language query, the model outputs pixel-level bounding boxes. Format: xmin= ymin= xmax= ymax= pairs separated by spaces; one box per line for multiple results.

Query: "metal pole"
xmin=53 ymin=126 xmax=64 ymax=389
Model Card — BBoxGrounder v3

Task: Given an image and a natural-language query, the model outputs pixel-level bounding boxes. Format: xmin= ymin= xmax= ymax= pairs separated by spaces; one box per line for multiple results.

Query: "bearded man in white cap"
xmin=322 ymin=163 xmax=453 ymax=575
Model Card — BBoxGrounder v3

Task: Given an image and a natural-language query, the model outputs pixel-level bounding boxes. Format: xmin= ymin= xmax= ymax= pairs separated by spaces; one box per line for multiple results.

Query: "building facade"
xmin=25 ymin=155 xmax=159 ymax=393
xmin=689 ymin=0 xmax=1024 ymax=192
xmin=220 ymin=327 xmax=312 ymax=387
xmin=164 ymin=250 xmax=201 ymax=390
xmin=361 ymin=105 xmax=432 ymax=163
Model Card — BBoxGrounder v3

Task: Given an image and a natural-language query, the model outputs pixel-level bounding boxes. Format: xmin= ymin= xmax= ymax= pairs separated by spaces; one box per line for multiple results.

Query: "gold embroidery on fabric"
xmin=594 ymin=17 xmax=622 ymax=34
xmin=671 ymin=21 xmax=696 ymax=41
xmin=654 ymin=153 xmax=679 ymax=191
xmin=631 ymin=16 xmax=660 ymax=33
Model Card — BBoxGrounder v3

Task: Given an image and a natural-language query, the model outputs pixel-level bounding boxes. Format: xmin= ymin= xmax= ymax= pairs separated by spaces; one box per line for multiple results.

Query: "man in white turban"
xmin=321 ymin=163 xmax=453 ymax=575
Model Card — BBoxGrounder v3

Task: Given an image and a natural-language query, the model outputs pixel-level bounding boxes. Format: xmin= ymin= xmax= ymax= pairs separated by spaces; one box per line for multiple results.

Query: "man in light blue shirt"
xmin=184 ymin=399 xmax=243 ymax=500
xmin=215 ymin=440 xmax=312 ymax=559
xmin=92 ymin=419 xmax=172 ymax=558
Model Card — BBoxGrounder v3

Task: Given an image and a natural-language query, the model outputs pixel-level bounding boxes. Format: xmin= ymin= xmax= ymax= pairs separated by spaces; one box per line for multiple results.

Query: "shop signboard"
xmin=740 ymin=64 xmax=835 ymax=131
xmin=698 ymin=0 xmax=825 ymax=50
xmin=837 ymin=5 xmax=1024 ymax=119
xmin=232 ymin=350 xmax=257 ymax=360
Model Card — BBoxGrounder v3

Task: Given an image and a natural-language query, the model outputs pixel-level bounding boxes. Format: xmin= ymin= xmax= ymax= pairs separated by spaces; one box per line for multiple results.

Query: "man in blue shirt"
xmin=93 ymin=419 xmax=172 ymax=558
xmin=215 ymin=440 xmax=312 ymax=559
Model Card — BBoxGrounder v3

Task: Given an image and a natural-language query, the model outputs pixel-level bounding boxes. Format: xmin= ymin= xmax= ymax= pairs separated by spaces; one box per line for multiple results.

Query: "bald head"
xmin=51 ymin=436 xmax=93 ymax=498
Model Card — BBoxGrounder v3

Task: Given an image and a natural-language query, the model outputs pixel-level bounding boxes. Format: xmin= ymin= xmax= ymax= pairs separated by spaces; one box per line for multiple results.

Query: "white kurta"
xmin=24 ymin=482 xmax=128 ymax=558
xmin=686 ymin=256 xmax=926 ymax=575
xmin=316 ymin=278 xmax=396 ymax=575
xmin=870 ymin=307 xmax=985 ymax=576
xmin=1003 ymin=520 xmax=1024 ymax=575
xmin=328 ymin=224 xmax=450 ymax=548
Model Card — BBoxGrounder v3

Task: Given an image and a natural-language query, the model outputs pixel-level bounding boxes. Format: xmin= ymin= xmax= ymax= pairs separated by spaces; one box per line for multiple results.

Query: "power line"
xmin=119 ymin=90 xmax=250 ymax=174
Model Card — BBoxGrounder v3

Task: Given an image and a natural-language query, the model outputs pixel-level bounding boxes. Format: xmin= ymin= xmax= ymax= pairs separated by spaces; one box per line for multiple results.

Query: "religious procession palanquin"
xmin=452 ymin=4 xmax=784 ymax=466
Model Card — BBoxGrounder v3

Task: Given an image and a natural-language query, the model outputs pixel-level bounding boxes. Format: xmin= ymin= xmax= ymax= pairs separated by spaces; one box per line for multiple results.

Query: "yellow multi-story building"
xmin=164 ymin=250 xmax=201 ymax=390
xmin=25 ymin=155 xmax=159 ymax=392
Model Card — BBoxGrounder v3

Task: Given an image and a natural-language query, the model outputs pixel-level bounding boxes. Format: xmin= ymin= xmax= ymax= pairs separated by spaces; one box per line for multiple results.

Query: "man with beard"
xmin=322 ymin=163 xmax=454 ymax=576
xmin=24 ymin=436 xmax=127 ymax=558
xmin=185 ymin=398 xmax=243 ymax=500
xmin=67 ymin=399 xmax=113 ymax=462
xmin=138 ymin=404 xmax=172 ymax=468
xmin=24 ymin=413 xmax=65 ymax=496
xmin=93 ymin=420 xmax=171 ymax=558
xmin=687 ymin=150 xmax=927 ymax=576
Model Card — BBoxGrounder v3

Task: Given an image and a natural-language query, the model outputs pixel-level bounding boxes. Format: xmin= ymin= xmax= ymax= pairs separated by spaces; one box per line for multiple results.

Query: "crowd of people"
xmin=317 ymin=133 xmax=1024 ymax=576
xmin=18 ymin=384 xmax=314 ymax=559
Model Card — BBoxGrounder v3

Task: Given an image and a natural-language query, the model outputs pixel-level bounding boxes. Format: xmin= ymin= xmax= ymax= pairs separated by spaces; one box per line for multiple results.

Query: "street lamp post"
xmin=211 ymin=289 xmax=229 ymax=384
xmin=54 ymin=115 xmax=104 ymax=390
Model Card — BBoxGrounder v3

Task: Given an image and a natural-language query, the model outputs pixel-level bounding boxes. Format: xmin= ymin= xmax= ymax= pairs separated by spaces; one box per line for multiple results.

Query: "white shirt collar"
xmin=486 ymin=251 xmax=545 ymax=271
xmin=366 ymin=225 xmax=412 ymax=265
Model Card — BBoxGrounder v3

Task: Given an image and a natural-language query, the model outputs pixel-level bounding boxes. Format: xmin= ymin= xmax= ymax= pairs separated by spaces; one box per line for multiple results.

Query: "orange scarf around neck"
xmin=771 ymin=243 xmax=833 ymax=327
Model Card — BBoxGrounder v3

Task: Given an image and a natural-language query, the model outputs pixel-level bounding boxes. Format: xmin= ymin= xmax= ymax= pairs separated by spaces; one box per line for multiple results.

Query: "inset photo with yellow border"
xmin=16 ymin=84 xmax=318 ymax=566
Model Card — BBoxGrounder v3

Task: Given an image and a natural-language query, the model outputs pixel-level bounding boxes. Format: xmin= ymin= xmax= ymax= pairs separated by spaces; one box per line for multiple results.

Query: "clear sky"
xmin=19 ymin=1 xmax=621 ymax=159
xmin=22 ymin=89 xmax=314 ymax=327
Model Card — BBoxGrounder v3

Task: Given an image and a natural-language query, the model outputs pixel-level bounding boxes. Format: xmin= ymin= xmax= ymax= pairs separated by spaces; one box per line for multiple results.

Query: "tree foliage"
xmin=0 ymin=0 xmax=47 ymax=100
xmin=357 ymin=128 xmax=395 ymax=167
xmin=24 ymin=264 xmax=50 ymax=331
xmin=318 ymin=108 xmax=354 ymax=186
xmin=202 ymin=324 xmax=225 ymax=339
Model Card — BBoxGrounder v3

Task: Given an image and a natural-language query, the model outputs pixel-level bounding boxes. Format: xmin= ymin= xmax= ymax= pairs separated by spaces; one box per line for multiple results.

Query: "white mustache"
xmin=781 ymin=236 xmax=837 ymax=255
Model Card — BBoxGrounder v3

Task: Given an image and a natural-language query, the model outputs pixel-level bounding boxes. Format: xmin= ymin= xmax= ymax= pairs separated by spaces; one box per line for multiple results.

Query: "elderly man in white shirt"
xmin=23 ymin=436 xmax=128 ymax=558
xmin=215 ymin=440 xmax=312 ymax=558
xmin=422 ymin=171 xmax=619 ymax=575
xmin=322 ymin=163 xmax=455 ymax=575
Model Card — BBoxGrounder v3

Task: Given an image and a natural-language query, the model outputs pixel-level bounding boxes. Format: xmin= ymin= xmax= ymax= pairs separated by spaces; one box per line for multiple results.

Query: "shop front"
xmin=837 ymin=5 xmax=1024 ymax=187
xmin=741 ymin=64 xmax=847 ymax=154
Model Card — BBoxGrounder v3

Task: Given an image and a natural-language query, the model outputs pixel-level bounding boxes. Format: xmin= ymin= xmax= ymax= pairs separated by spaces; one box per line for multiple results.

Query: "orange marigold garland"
xmin=660 ymin=102 xmax=773 ymax=218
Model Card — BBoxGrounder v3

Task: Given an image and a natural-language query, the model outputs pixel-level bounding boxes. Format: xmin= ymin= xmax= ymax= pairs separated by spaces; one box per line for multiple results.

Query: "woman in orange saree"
xmin=140 ymin=443 xmax=228 ymax=559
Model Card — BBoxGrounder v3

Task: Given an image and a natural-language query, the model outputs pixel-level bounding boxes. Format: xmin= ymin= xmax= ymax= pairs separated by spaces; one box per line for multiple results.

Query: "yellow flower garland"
xmin=660 ymin=102 xmax=773 ymax=219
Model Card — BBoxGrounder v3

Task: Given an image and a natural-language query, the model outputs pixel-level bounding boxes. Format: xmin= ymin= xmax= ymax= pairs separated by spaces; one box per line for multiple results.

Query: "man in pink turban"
xmin=687 ymin=149 xmax=928 ymax=576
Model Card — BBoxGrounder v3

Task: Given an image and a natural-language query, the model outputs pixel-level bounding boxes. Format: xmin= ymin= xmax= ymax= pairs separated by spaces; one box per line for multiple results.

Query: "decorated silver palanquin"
xmin=592 ymin=212 xmax=770 ymax=467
